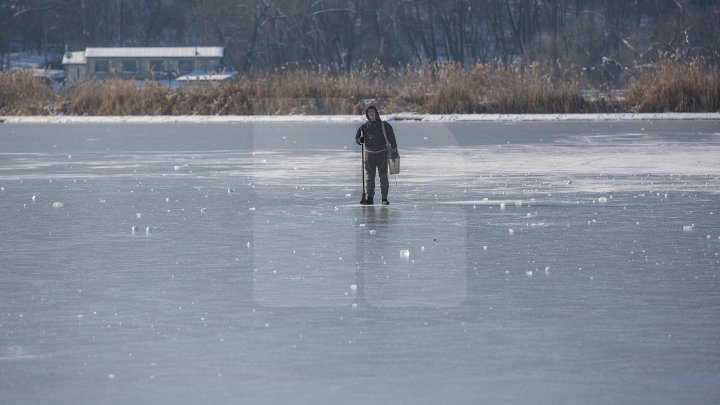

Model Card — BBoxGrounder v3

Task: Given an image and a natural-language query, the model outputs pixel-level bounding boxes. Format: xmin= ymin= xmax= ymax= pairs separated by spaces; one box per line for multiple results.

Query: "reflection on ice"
xmin=253 ymin=204 xmax=467 ymax=308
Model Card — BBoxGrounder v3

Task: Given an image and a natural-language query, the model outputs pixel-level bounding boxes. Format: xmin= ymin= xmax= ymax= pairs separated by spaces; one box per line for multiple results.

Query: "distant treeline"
xmin=1 ymin=58 xmax=718 ymax=115
xmin=2 ymin=0 xmax=720 ymax=87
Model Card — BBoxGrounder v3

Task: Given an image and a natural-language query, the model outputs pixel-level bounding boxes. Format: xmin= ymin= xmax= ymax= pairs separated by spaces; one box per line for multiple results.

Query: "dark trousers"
xmin=365 ymin=150 xmax=388 ymax=198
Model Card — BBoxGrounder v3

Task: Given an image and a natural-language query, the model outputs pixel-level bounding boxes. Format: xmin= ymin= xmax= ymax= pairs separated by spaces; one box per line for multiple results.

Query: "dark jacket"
xmin=355 ymin=106 xmax=398 ymax=154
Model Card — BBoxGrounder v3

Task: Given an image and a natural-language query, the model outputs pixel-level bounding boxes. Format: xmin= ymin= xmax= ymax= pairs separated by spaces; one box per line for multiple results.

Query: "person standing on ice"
xmin=355 ymin=105 xmax=398 ymax=205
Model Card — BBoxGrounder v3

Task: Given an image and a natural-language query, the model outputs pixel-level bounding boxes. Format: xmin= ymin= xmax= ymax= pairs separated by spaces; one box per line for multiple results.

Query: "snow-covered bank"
xmin=1 ymin=112 xmax=719 ymax=124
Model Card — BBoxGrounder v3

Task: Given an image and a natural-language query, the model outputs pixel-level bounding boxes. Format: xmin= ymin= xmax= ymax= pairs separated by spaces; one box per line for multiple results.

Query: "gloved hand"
xmin=359 ymin=135 xmax=365 ymax=144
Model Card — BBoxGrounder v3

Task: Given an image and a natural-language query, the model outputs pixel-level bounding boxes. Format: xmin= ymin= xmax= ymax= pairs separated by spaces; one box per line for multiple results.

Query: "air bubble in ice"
xmin=598 ymin=197 xmax=608 ymax=203
xmin=369 ymin=229 xmax=377 ymax=235
xmin=400 ymin=249 xmax=410 ymax=259
xmin=52 ymin=202 xmax=63 ymax=208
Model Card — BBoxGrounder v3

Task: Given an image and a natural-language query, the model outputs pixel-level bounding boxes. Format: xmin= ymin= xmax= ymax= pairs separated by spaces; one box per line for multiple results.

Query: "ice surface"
xmin=0 ymin=119 xmax=719 ymax=404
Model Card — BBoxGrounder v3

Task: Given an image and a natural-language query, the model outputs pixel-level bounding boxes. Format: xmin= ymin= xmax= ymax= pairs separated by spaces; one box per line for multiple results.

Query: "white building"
xmin=62 ymin=47 xmax=225 ymax=82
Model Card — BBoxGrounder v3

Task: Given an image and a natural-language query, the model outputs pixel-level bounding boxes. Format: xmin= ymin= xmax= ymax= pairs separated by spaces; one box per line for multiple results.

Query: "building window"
xmin=122 ymin=60 xmax=137 ymax=73
xmin=149 ymin=60 xmax=165 ymax=73
xmin=178 ymin=60 xmax=194 ymax=73
xmin=95 ymin=60 xmax=109 ymax=73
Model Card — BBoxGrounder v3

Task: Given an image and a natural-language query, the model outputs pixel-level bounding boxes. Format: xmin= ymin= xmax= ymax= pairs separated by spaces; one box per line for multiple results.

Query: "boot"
xmin=365 ymin=197 xmax=374 ymax=205
xmin=381 ymin=198 xmax=389 ymax=205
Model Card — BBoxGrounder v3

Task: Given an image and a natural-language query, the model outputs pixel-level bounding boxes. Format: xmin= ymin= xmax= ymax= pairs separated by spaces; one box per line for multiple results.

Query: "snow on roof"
xmin=176 ymin=71 xmax=238 ymax=81
xmin=62 ymin=51 xmax=86 ymax=65
xmin=84 ymin=47 xmax=223 ymax=59
xmin=31 ymin=69 xmax=65 ymax=80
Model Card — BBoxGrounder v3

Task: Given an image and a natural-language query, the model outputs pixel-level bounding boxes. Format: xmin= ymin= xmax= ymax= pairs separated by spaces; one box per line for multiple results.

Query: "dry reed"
xmin=625 ymin=58 xmax=720 ymax=112
xmin=0 ymin=59 xmax=716 ymax=115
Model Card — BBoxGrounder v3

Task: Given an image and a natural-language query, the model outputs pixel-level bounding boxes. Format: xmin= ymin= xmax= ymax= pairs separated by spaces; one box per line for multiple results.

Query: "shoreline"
xmin=1 ymin=112 xmax=719 ymax=124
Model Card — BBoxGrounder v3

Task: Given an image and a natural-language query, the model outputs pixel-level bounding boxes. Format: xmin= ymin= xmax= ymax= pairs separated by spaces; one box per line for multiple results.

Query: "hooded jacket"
xmin=355 ymin=106 xmax=398 ymax=153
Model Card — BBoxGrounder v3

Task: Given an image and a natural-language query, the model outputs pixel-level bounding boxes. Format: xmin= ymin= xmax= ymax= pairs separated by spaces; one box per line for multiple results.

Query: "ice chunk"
xmin=508 ymin=228 xmax=514 ymax=235
xmin=500 ymin=202 xmax=506 ymax=210
xmin=369 ymin=230 xmax=377 ymax=235
xmin=682 ymin=224 xmax=695 ymax=232
xmin=399 ymin=249 xmax=410 ymax=259
xmin=52 ymin=202 xmax=64 ymax=208
xmin=598 ymin=197 xmax=608 ymax=203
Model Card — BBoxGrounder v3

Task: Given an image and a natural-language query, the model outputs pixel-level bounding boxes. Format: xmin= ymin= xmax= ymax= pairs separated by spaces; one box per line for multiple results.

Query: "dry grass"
xmin=0 ymin=70 xmax=57 ymax=115
xmin=624 ymin=58 xmax=720 ymax=112
xmin=0 ymin=59 xmax=716 ymax=115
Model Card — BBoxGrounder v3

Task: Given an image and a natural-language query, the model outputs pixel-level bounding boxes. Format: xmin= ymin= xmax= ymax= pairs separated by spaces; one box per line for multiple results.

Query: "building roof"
xmin=84 ymin=47 xmax=224 ymax=59
xmin=62 ymin=51 xmax=86 ymax=65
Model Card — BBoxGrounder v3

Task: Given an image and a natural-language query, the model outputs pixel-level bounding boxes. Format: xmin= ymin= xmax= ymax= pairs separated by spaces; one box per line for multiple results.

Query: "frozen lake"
xmin=1 ymin=119 xmax=719 ymax=404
